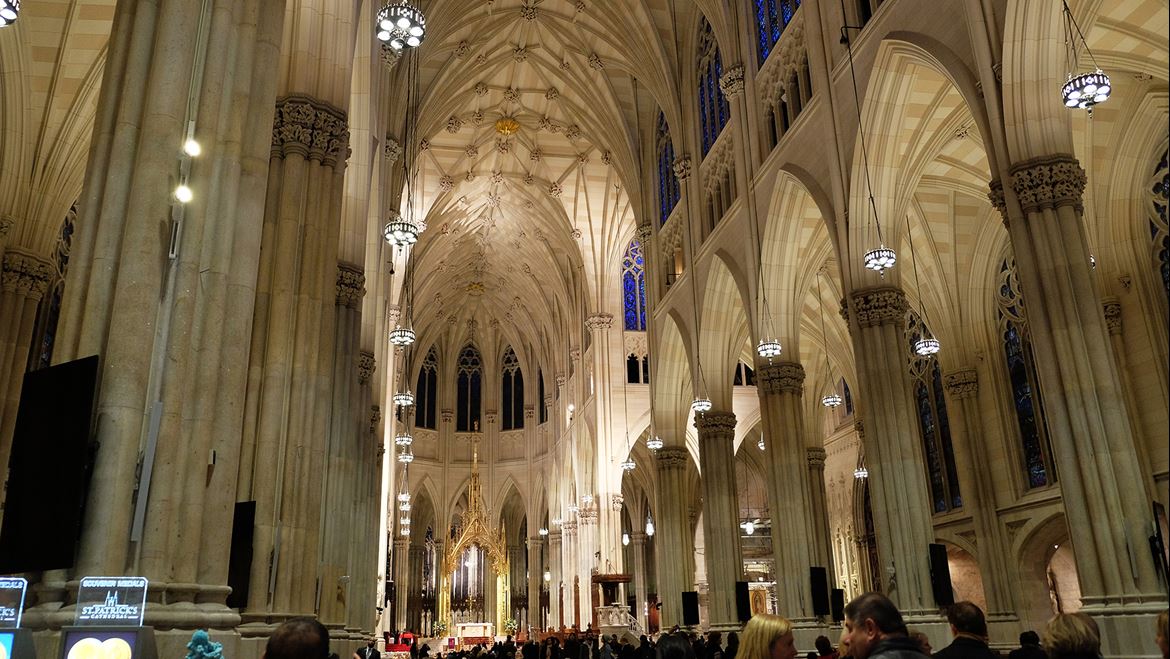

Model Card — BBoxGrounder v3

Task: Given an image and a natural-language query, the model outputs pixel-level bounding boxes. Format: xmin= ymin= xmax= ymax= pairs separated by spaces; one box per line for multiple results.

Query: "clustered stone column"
xmin=693 ymin=411 xmax=742 ymax=631
xmin=560 ymin=519 xmax=578 ymax=627
xmin=842 ymin=288 xmax=937 ymax=615
xmin=527 ymin=536 xmax=544 ymax=630
xmin=547 ymin=529 xmax=563 ymax=628
xmin=629 ymin=532 xmax=649 ymax=631
xmin=393 ymin=537 xmax=410 ymax=631
xmin=756 ymin=363 xmax=818 ymax=623
xmin=805 ymin=447 xmax=833 ymax=576
xmin=654 ymin=446 xmax=691 ymax=628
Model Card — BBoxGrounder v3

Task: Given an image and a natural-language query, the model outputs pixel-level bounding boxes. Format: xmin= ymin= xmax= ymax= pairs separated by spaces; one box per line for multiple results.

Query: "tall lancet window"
xmin=997 ymin=259 xmax=1056 ymax=488
xmin=907 ymin=312 xmax=961 ymax=513
xmin=697 ymin=18 xmax=730 ymax=156
xmin=501 ymin=346 xmax=525 ymax=430
xmin=622 ymin=239 xmax=648 ymax=331
xmin=753 ymin=0 xmax=800 ymax=64
xmin=657 ymin=112 xmax=680 ymax=224
xmin=1150 ymin=147 xmax=1169 ymax=299
xmin=416 ymin=348 xmax=439 ymax=429
xmin=457 ymin=345 xmax=483 ymax=432
xmin=28 ymin=206 xmax=75 ymax=370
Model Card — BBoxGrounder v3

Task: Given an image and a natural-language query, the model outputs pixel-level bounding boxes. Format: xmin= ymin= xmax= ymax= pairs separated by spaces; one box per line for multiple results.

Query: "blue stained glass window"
xmin=908 ymin=312 xmax=961 ymax=513
xmin=501 ymin=346 xmax=524 ymax=430
xmin=698 ymin=19 xmax=730 ymax=156
xmin=1150 ymin=148 xmax=1169 ymax=300
xmin=456 ymin=345 xmax=482 ymax=432
xmin=622 ymin=239 xmax=647 ymax=331
xmin=657 ymin=112 xmax=679 ymax=224
xmin=416 ymin=348 xmax=439 ymax=429
xmin=753 ymin=0 xmax=801 ymax=64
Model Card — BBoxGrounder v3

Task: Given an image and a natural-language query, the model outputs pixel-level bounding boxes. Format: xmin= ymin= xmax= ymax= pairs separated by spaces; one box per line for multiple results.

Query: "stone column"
xmin=939 ymin=368 xmax=1014 ymax=619
xmin=409 ymin=544 xmax=426 ymax=632
xmin=577 ymin=505 xmax=598 ymax=626
xmin=630 ymin=532 xmax=649 ymax=631
xmin=561 ymin=519 xmax=578 ymax=627
xmin=693 ymin=412 xmax=742 ymax=631
xmin=527 ymin=536 xmax=544 ymax=631
xmin=654 ymin=446 xmax=691 ymax=629
xmin=842 ymin=288 xmax=937 ymax=615
xmin=806 ymin=447 xmax=834 ymax=581
xmin=586 ymin=312 xmax=624 ymax=571
xmin=1102 ymin=298 xmax=1153 ymax=470
xmin=548 ymin=530 xmax=562 ymax=629
xmin=756 ymin=364 xmax=817 ymax=623
xmin=394 ymin=538 xmax=410 ymax=631
xmin=992 ymin=161 xmax=1162 ymax=611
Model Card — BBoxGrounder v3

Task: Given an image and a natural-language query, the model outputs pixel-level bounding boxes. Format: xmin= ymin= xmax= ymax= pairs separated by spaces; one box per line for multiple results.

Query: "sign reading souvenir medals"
xmin=58 ymin=577 xmax=157 ymax=659
xmin=0 ymin=578 xmax=34 ymax=659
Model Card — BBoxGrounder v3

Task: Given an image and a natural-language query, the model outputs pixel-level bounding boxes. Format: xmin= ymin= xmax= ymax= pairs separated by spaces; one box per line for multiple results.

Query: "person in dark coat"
xmin=839 ymin=592 xmax=929 ymax=659
xmin=931 ymin=602 xmax=996 ymax=659
xmin=1007 ymin=631 xmax=1047 ymax=659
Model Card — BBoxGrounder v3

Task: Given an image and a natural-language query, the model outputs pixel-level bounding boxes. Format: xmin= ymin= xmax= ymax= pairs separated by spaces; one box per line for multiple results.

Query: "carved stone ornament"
xmin=512 ymin=46 xmax=529 ymax=62
xmin=336 ymin=262 xmax=366 ymax=308
xmin=672 ymin=156 xmax=693 ymax=180
xmin=485 ymin=410 xmax=498 ymax=424
xmin=849 ymin=287 xmax=908 ymax=328
xmin=807 ymin=446 xmax=827 ymax=469
xmin=1 ymin=249 xmax=55 ymax=300
xmin=636 ymin=224 xmax=653 ymax=243
xmin=943 ymin=368 xmax=978 ymax=399
xmin=454 ymin=41 xmax=470 ymax=58
xmin=610 ymin=494 xmax=624 ymax=511
xmin=384 ymin=138 xmax=402 ymax=164
xmin=358 ymin=351 xmax=377 ymax=385
xmin=585 ymin=312 xmax=613 ymax=331
xmin=369 ymin=405 xmax=382 ymax=434
xmin=387 ymin=304 xmax=401 ymax=324
xmin=588 ymin=53 xmax=604 ymax=70
xmin=987 ymin=179 xmax=1008 ymax=225
xmin=1009 ymin=154 xmax=1087 ymax=214
xmin=694 ymin=411 xmax=736 ymax=438
xmin=656 ymin=446 xmax=689 ymax=470
xmin=718 ymin=65 xmax=746 ymax=97
xmin=548 ymin=182 xmax=563 ymax=197
xmin=1102 ymin=298 xmax=1123 ymax=335
xmin=0 ymin=215 xmax=13 ymax=237
xmin=520 ymin=4 xmax=537 ymax=20
xmin=441 ymin=408 xmax=455 ymax=423
xmin=524 ymin=405 xmax=536 ymax=419
xmin=380 ymin=44 xmax=402 ymax=71
xmin=854 ymin=419 xmax=865 ymax=438
xmin=271 ymin=95 xmax=349 ymax=166
xmin=758 ymin=361 xmax=805 ymax=395
xmin=440 ymin=175 xmax=455 ymax=192
xmin=578 ymin=507 xmax=599 ymax=523
xmin=446 ymin=116 xmax=464 ymax=133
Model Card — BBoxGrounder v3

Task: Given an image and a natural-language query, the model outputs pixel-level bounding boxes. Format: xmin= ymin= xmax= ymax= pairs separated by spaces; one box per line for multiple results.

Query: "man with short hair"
xmin=932 ymin=602 xmax=995 ymax=659
xmin=838 ymin=593 xmax=928 ymax=659
xmin=1007 ymin=631 xmax=1047 ymax=659
xmin=264 ymin=617 xmax=331 ymax=659
xmin=356 ymin=637 xmax=382 ymax=659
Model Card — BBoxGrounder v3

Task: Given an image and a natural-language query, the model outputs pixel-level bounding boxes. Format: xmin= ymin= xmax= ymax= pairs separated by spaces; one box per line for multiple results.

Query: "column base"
xmin=791 ymin=620 xmax=833 ymax=654
xmin=901 ymin=614 xmax=948 ymax=655
xmin=706 ymin=620 xmax=746 ymax=633
xmin=1082 ymin=601 xmax=1164 ymax=658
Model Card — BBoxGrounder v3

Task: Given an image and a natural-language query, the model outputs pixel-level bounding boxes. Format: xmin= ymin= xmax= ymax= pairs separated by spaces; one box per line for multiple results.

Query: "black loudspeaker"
xmin=0 ymin=356 xmax=99 ymax=574
xmin=681 ymin=591 xmax=700 ymax=625
xmin=735 ymin=581 xmax=751 ymax=622
xmin=810 ymin=567 xmax=831 ymax=615
xmin=226 ymin=501 xmax=257 ymax=608
xmin=831 ymin=588 xmax=845 ymax=622
xmin=929 ymin=543 xmax=955 ymax=606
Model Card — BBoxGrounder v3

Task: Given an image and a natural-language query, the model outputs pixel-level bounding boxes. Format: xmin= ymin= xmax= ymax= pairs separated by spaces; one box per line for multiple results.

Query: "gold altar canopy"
xmin=438 ymin=431 xmax=509 ymax=632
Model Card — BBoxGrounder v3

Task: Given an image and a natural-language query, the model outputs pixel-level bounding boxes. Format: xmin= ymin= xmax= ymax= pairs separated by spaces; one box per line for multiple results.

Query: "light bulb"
xmin=744 ymin=521 xmax=755 ymax=535
xmin=174 ymin=184 xmax=193 ymax=203
xmin=183 ymin=138 xmax=202 ymax=157
xmin=646 ymin=436 xmax=663 ymax=451
xmin=622 ymin=533 xmax=630 ymax=546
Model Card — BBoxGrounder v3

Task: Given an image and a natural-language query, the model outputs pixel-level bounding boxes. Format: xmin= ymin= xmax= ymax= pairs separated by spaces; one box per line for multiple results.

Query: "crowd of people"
xmin=254 ymin=594 xmax=1170 ymax=659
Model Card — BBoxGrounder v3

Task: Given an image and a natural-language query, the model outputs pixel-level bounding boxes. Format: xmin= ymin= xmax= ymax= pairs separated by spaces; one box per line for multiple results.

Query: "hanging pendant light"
xmin=397 ymin=491 xmax=411 ymax=503
xmin=816 ymin=271 xmax=844 ymax=409
xmin=853 ymin=465 xmax=869 ymax=479
xmin=394 ymin=389 xmax=415 ymax=407
xmin=377 ymin=2 xmax=426 ymax=50
xmin=821 ymin=393 xmax=844 ymax=408
xmin=397 ymin=449 xmax=414 ymax=463
xmin=646 ymin=435 xmax=664 ymax=451
xmin=400 ymin=526 xmax=411 ymax=536
xmin=644 ymin=515 xmax=655 ymax=537
xmin=757 ymin=436 xmax=766 ymax=451
xmin=863 ymin=246 xmax=897 ymax=274
xmin=914 ymin=336 xmax=941 ymax=356
xmin=399 ymin=500 xmax=412 ymax=512
xmin=691 ymin=397 xmax=712 ymax=414
xmin=1061 ymin=2 xmax=1110 ymax=110
xmin=620 ymin=458 xmax=636 ymax=472
xmin=907 ymin=218 xmax=942 ymax=358
xmin=395 ymin=432 xmax=413 ymax=447
xmin=389 ymin=324 xmax=416 ymax=347
xmin=384 ymin=210 xmax=420 ymax=246
xmin=567 ymin=504 xmax=579 ymax=515
xmin=756 ymin=338 xmax=782 ymax=359
xmin=0 ymin=1 xmax=19 ymax=27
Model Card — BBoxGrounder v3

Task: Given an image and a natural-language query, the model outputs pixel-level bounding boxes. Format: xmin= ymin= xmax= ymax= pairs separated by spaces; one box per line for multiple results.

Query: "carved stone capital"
xmin=569 ymin=349 xmax=581 ymax=362
xmin=369 ymin=405 xmax=382 ymax=434
xmin=384 ymin=137 xmax=402 ymax=164
xmin=672 ymin=156 xmax=692 ymax=181
xmin=636 ymin=224 xmax=654 ymax=244
xmin=854 ymin=419 xmax=865 ymax=438
xmin=0 ymin=215 xmax=14 ymax=238
xmin=848 ymin=287 xmax=908 ymax=328
xmin=336 ymin=262 xmax=366 ymax=308
xmin=806 ymin=447 xmax=827 ymax=469
xmin=555 ymin=373 xmax=566 ymax=387
xmin=585 ymin=312 xmax=613 ymax=331
xmin=718 ymin=65 xmax=745 ymax=97
xmin=694 ymin=411 xmax=736 ymax=439
xmin=757 ymin=362 xmax=805 ymax=395
xmin=656 ymin=446 xmax=689 ymax=471
xmin=358 ymin=351 xmax=376 ymax=385
xmin=271 ymin=95 xmax=350 ymax=166
xmin=1009 ymin=154 xmax=1087 ymax=214
xmin=524 ymin=405 xmax=536 ymax=419
xmin=485 ymin=410 xmax=499 ymax=424
xmin=1 ymin=249 xmax=55 ymax=300
xmin=578 ymin=507 xmax=598 ymax=524
xmin=610 ymin=494 xmax=624 ymax=511
xmin=387 ymin=304 xmax=401 ymax=324
xmin=441 ymin=408 xmax=454 ymax=423
xmin=1103 ymin=297 xmax=1122 ymax=335
xmin=987 ymin=180 xmax=1008 ymax=226
xmin=943 ymin=368 xmax=978 ymax=399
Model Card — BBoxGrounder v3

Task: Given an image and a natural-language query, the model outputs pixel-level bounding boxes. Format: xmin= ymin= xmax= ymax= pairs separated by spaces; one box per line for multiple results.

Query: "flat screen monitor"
xmin=61 ymin=629 xmax=137 ymax=659
xmin=0 ymin=631 xmax=14 ymax=659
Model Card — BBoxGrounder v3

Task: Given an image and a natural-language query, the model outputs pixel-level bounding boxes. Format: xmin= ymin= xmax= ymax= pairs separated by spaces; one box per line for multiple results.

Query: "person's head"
xmin=907 ymin=631 xmax=931 ymax=656
xmin=658 ymin=633 xmax=698 ymax=659
xmin=264 ymin=617 xmax=330 ymax=659
xmin=946 ymin=602 xmax=988 ymax=639
xmin=1044 ymin=613 xmax=1100 ymax=659
xmin=370 ymin=638 xmax=378 ymax=648
xmin=708 ymin=632 xmax=722 ymax=649
xmin=1019 ymin=631 xmax=1040 ymax=648
xmin=727 ymin=633 xmax=738 ymax=649
xmin=738 ymin=614 xmax=796 ymax=659
xmin=840 ymin=593 xmax=907 ymax=659
xmin=806 ymin=652 xmax=817 ymax=659
xmin=1157 ymin=610 xmax=1170 ymax=659
xmin=813 ymin=636 xmax=832 ymax=656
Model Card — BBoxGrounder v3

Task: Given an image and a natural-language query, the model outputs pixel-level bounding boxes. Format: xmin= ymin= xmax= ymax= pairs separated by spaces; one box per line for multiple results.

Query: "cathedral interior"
xmin=0 ymin=0 xmax=1167 ymax=657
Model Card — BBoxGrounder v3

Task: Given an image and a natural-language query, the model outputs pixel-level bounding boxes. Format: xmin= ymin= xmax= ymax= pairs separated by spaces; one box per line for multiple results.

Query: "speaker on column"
xmin=830 ymin=588 xmax=845 ymax=622
xmin=681 ymin=591 xmax=700 ymax=625
xmin=928 ymin=543 xmax=955 ymax=606
xmin=735 ymin=581 xmax=751 ymax=622
xmin=810 ymin=567 xmax=831 ymax=616
xmin=225 ymin=500 xmax=256 ymax=608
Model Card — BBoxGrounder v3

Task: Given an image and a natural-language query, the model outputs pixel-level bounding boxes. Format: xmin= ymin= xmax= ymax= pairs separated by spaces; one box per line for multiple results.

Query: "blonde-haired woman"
xmin=1044 ymin=612 xmax=1100 ymax=659
xmin=738 ymin=615 xmax=797 ymax=659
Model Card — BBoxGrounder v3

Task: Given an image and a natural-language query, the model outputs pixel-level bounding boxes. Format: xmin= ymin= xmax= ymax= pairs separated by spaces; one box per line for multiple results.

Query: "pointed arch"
xmin=457 ymin=344 xmax=483 ymax=432
xmin=501 ymin=345 xmax=525 ymax=431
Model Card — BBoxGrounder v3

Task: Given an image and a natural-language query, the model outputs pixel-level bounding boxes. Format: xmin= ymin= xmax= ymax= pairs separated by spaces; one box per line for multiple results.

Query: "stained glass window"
xmin=416 ymin=348 xmax=439 ymax=429
xmin=997 ymin=258 xmax=1056 ymax=488
xmin=753 ymin=0 xmax=801 ymax=64
xmin=539 ymin=368 xmax=548 ymax=423
xmin=28 ymin=207 xmax=74 ymax=370
xmin=457 ymin=345 xmax=482 ymax=432
xmin=657 ymin=112 xmax=680 ymax=225
xmin=698 ymin=19 xmax=730 ymax=156
xmin=732 ymin=362 xmax=756 ymax=386
xmin=501 ymin=346 xmax=525 ymax=430
xmin=907 ymin=312 xmax=961 ymax=513
xmin=622 ymin=239 xmax=647 ymax=331
xmin=1150 ymin=148 xmax=1169 ymax=299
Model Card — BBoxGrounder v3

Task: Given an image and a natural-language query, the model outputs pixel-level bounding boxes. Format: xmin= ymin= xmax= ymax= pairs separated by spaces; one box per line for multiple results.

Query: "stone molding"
xmin=848 ymin=287 xmax=908 ymax=328
xmin=1009 ymin=154 xmax=1087 ymax=214
xmin=1102 ymin=297 xmax=1122 ymax=335
xmin=524 ymin=405 xmax=536 ymax=419
xmin=358 ymin=351 xmax=376 ymax=385
xmin=485 ymin=410 xmax=498 ymax=424
xmin=441 ymin=408 xmax=454 ymax=423
xmin=987 ymin=179 xmax=1008 ymax=224
xmin=636 ymin=224 xmax=653 ymax=243
xmin=757 ymin=361 xmax=805 ymax=395
xmin=806 ymin=447 xmax=827 ymax=469
xmin=0 ymin=215 xmax=13 ymax=237
xmin=1 ymin=249 xmax=55 ymax=300
xmin=718 ymin=65 xmax=745 ymax=97
xmin=656 ymin=446 xmax=689 ymax=470
xmin=369 ymin=405 xmax=382 ymax=434
xmin=336 ymin=262 xmax=366 ymax=309
xmin=271 ymin=94 xmax=350 ymax=166
xmin=672 ymin=156 xmax=692 ymax=181
xmin=610 ymin=493 xmax=624 ymax=511
xmin=943 ymin=368 xmax=979 ymax=399
xmin=579 ymin=507 xmax=598 ymax=524
xmin=854 ymin=419 xmax=865 ymax=438
xmin=694 ymin=411 xmax=736 ymax=438
xmin=585 ymin=312 xmax=613 ymax=331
